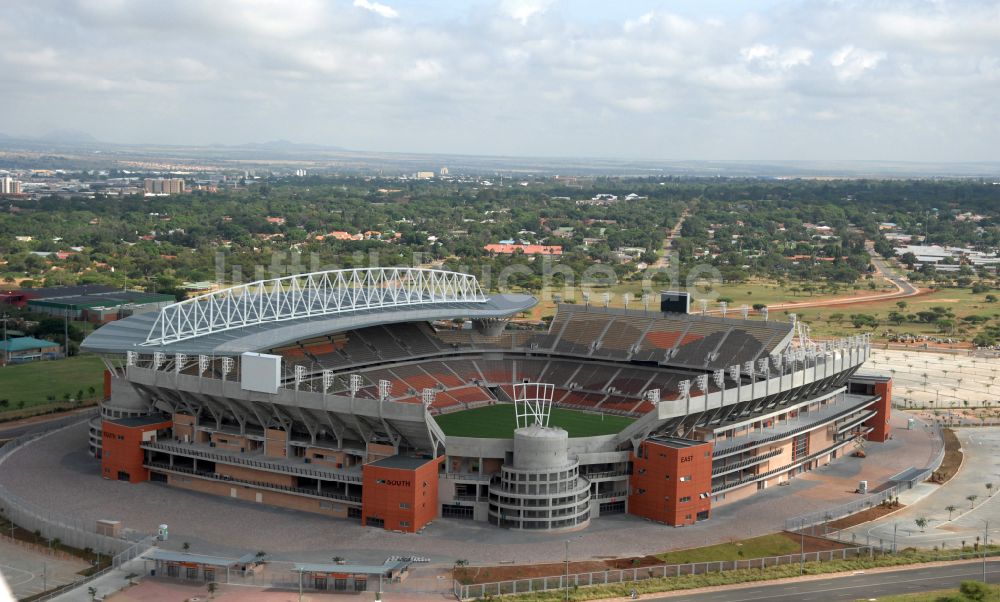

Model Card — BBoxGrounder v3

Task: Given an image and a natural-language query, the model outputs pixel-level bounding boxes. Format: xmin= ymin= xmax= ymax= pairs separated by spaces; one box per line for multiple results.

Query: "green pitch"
xmin=434 ymin=403 xmax=635 ymax=438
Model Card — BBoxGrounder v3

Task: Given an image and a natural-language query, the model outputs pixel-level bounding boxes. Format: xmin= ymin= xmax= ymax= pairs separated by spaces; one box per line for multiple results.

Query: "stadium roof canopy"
xmin=81 ymin=268 xmax=536 ymax=355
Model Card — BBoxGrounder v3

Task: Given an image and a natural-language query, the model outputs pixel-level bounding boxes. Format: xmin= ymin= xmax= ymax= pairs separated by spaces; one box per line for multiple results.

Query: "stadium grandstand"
xmin=82 ymin=268 xmax=889 ymax=533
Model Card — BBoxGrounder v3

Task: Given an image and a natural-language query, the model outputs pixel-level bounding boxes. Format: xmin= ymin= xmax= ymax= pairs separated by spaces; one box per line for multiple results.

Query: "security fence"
xmin=453 ymin=546 xmax=1000 ymax=600
xmin=32 ymin=536 xmax=155 ymax=601
xmin=0 ymin=416 xmax=142 ymax=556
xmin=453 ymin=546 xmax=886 ymax=600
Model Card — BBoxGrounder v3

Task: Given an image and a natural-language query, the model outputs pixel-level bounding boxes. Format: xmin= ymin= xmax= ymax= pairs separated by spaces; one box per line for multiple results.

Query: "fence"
xmin=31 ymin=536 xmax=156 ymax=601
xmin=784 ymin=425 xmax=946 ymax=532
xmin=453 ymin=545 xmax=1000 ymax=600
xmin=453 ymin=546 xmax=887 ymax=599
xmin=0 ymin=415 xmax=142 ymax=555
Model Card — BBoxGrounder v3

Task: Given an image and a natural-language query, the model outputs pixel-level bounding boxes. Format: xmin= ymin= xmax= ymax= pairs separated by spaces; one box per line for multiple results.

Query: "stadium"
xmin=81 ymin=268 xmax=889 ymax=534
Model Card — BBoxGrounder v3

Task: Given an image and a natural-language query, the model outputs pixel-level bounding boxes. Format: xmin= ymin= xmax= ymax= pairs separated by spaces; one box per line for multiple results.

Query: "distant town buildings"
xmin=143 ymin=178 xmax=186 ymax=195
xmin=1 ymin=176 xmax=22 ymax=194
xmin=414 ymin=171 xmax=435 ymax=179
xmin=294 ymin=169 xmax=307 ymax=177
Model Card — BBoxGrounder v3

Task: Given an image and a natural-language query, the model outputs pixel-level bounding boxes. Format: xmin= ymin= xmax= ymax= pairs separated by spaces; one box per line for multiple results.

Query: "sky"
xmin=2 ymin=0 xmax=999 ymax=162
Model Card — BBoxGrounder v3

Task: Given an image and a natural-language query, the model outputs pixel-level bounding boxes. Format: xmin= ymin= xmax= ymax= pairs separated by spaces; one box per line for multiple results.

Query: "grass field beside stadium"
xmin=434 ymin=403 xmax=634 ymax=438
xmin=0 ymin=354 xmax=104 ymax=410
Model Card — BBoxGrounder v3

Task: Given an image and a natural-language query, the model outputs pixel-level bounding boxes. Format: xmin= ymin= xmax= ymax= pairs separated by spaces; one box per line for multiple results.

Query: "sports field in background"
xmin=434 ymin=403 xmax=634 ymax=438
xmin=0 ymin=354 xmax=104 ymax=410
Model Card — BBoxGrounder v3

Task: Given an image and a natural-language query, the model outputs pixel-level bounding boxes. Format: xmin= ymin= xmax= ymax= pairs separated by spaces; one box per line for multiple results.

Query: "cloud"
xmin=499 ymin=0 xmax=556 ymax=25
xmin=829 ymin=45 xmax=887 ymax=80
xmin=0 ymin=0 xmax=996 ymax=162
xmin=353 ymin=0 xmax=398 ymax=19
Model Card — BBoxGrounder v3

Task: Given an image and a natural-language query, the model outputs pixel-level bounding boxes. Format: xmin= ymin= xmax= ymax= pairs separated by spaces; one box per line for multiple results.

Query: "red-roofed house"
xmin=484 ymin=243 xmax=563 ymax=256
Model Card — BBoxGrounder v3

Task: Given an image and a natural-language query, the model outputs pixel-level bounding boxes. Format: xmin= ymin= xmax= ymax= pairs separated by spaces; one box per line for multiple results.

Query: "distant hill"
xmin=35 ymin=129 xmax=101 ymax=144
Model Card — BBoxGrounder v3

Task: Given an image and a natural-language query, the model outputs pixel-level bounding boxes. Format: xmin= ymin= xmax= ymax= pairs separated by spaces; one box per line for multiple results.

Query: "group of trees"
xmin=2 ymin=176 xmax=999 ymax=299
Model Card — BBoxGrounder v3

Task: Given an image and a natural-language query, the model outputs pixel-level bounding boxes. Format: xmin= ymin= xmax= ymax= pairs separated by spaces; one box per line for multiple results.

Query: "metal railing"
xmin=145 ymin=462 xmax=362 ymax=504
xmin=0 ymin=417 xmax=144 ymax=555
xmin=453 ymin=545 xmax=883 ymax=600
xmin=143 ymin=440 xmax=364 ymax=483
xmin=32 ymin=536 xmax=155 ymax=601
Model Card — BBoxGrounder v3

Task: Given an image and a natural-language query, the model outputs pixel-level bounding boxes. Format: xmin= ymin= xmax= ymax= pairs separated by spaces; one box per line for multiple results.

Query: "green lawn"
xmin=655 ymin=534 xmax=802 ymax=564
xmin=434 ymin=403 xmax=634 ymax=438
xmin=0 ymin=354 xmax=105 ymax=410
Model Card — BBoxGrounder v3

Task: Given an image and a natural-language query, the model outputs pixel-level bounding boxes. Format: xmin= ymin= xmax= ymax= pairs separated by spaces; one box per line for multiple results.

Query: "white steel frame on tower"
xmin=144 ymin=268 xmax=486 ymax=346
xmin=513 ymin=382 xmax=555 ymax=428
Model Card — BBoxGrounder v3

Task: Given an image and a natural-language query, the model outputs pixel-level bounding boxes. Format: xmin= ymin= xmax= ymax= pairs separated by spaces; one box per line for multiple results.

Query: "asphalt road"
xmin=656 ymin=560 xmax=1000 ymax=601
xmin=0 ymin=408 xmax=95 ymax=441
xmin=870 ymin=254 xmax=918 ymax=296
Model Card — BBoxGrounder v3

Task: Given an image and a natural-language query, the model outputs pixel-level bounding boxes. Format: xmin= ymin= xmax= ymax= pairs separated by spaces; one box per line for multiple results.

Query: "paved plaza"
xmin=842 ymin=427 xmax=1000 ymax=551
xmin=0 ymin=410 xmax=934 ymax=568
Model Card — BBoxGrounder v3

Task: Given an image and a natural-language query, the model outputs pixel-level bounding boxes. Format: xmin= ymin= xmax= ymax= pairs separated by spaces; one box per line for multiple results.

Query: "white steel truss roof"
xmin=145 ymin=268 xmax=486 ymax=346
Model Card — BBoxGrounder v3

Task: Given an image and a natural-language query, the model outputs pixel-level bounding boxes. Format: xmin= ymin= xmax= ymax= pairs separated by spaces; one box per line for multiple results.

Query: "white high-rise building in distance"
xmin=0 ymin=176 xmax=22 ymax=195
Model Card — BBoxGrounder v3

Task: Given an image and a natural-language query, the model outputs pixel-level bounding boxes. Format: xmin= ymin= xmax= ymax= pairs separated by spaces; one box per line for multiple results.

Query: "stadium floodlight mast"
xmin=696 ymin=374 xmax=710 ymax=393
xmin=760 ymin=306 xmax=769 ymax=322
xmin=349 ymin=374 xmax=363 ymax=397
xmin=719 ymin=301 xmax=728 ymax=318
xmin=582 ymin=292 xmax=591 ymax=308
xmin=602 ymin=292 xmax=611 ymax=308
xmin=198 ymin=354 xmax=209 ymax=376
xmin=321 ymin=370 xmax=335 ymax=394
xmin=513 ymin=382 xmax=555 ymax=429
xmin=729 ymin=364 xmax=741 ymax=403
xmin=126 ymin=350 xmax=137 ymax=367
xmin=220 ymin=356 xmax=234 ymax=381
xmin=174 ymin=353 xmax=186 ymax=374
xmin=294 ymin=365 xmax=306 ymax=390
xmin=699 ymin=299 xmax=708 ymax=315
xmin=740 ymin=304 xmax=750 ymax=320
xmin=677 ymin=379 xmax=692 ymax=417
xmin=152 ymin=352 xmax=165 ymax=370
xmin=623 ymin=292 xmax=632 ymax=310
xmin=378 ymin=379 xmax=392 ymax=402
xmin=421 ymin=388 xmax=436 ymax=410
xmin=641 ymin=293 xmax=651 ymax=312
xmin=645 ymin=388 xmax=660 ymax=406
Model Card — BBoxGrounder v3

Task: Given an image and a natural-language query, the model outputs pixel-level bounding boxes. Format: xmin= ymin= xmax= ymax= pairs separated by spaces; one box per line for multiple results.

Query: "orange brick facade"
xmin=628 ymin=439 xmax=713 ymax=526
xmin=865 ymin=378 xmax=893 ymax=443
xmin=100 ymin=419 xmax=171 ymax=483
xmin=361 ymin=457 xmax=442 ymax=533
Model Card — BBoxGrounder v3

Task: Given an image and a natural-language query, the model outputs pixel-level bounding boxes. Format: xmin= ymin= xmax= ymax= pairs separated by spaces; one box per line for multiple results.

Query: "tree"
xmin=125 ymin=572 xmax=138 ymax=586
xmin=182 ymin=541 xmax=191 ymax=551
xmin=959 ymin=580 xmax=991 ymax=601
xmin=207 ymin=581 xmax=218 ymax=598
xmin=896 ymin=300 xmax=908 ymax=310
xmin=946 ymin=505 xmax=957 ymax=520
xmin=915 ymin=517 xmax=928 ymax=532
xmin=88 ymin=586 xmax=98 ymax=601
xmin=967 ymin=494 xmax=979 ymax=508
xmin=987 ymin=482 xmax=994 ymax=497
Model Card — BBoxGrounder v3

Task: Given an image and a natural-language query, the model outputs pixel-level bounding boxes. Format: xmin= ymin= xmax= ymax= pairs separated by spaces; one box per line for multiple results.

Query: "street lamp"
xmin=981 ymin=519 xmax=990 ymax=584
xmin=565 ymin=535 xmax=582 ymax=602
xmin=893 ymin=522 xmax=898 ymax=554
